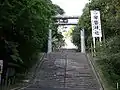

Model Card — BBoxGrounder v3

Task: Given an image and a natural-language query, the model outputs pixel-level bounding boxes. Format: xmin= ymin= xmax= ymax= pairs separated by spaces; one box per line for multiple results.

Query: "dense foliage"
xmin=0 ymin=0 xmax=64 ymax=75
xmin=72 ymin=0 xmax=120 ymax=88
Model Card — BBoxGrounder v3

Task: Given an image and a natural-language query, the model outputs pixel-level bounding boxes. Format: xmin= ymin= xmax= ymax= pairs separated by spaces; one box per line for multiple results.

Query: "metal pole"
xmin=93 ymin=37 xmax=96 ymax=49
xmin=91 ymin=43 xmax=94 ymax=56
xmin=93 ymin=37 xmax=96 ymax=56
xmin=81 ymin=29 xmax=85 ymax=53
xmin=103 ymin=29 xmax=106 ymax=43
xmin=48 ymin=29 xmax=52 ymax=53
xmin=117 ymin=82 xmax=119 ymax=90
xmin=99 ymin=37 xmax=102 ymax=42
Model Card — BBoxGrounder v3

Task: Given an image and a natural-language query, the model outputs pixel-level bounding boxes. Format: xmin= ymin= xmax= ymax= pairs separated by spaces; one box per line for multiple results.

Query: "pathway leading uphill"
xmin=22 ymin=49 xmax=101 ymax=90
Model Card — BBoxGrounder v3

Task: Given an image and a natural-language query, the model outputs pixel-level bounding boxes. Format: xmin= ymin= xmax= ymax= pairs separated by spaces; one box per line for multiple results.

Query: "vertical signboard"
xmin=0 ymin=60 xmax=3 ymax=74
xmin=91 ymin=10 xmax=102 ymax=37
xmin=0 ymin=60 xmax=3 ymax=83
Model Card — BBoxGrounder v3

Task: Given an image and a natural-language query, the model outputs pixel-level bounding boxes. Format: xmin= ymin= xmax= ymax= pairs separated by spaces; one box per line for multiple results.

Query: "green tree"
xmin=0 ymin=0 xmax=64 ymax=75
xmin=72 ymin=0 xmax=120 ymax=89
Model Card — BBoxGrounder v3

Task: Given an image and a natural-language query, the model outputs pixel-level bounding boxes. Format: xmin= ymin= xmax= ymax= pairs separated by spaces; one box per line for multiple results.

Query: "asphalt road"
xmin=22 ymin=49 xmax=100 ymax=90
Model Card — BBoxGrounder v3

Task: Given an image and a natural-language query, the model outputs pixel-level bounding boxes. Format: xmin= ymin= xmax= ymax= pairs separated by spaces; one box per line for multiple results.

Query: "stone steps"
xmin=24 ymin=87 xmax=97 ymax=90
xmin=22 ymin=50 xmax=100 ymax=90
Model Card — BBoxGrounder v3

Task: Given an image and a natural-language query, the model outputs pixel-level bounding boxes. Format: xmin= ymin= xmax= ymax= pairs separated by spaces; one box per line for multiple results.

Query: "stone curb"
xmin=86 ymin=53 xmax=104 ymax=90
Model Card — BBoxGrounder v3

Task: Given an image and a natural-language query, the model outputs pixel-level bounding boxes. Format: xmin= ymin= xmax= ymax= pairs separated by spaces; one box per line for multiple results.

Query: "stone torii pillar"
xmin=48 ymin=15 xmax=85 ymax=53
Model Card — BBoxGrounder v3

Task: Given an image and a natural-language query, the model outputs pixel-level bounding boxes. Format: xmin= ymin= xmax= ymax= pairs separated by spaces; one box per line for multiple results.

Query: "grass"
xmin=95 ymin=60 xmax=116 ymax=90
xmin=88 ymin=53 xmax=116 ymax=90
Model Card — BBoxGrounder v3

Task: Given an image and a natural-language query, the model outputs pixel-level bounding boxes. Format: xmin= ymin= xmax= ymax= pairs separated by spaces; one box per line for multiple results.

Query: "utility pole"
xmin=81 ymin=29 xmax=85 ymax=53
xmin=48 ymin=28 xmax=52 ymax=53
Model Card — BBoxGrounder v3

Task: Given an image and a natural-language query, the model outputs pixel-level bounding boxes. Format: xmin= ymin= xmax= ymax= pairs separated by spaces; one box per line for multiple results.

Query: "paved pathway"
xmin=22 ymin=49 xmax=100 ymax=90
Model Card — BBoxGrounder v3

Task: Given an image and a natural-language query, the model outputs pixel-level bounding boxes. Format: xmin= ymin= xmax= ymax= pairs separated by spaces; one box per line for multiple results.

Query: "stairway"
xmin=22 ymin=50 xmax=101 ymax=90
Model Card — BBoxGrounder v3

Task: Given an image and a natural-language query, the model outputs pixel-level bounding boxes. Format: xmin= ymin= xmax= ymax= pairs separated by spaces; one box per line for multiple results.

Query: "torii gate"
xmin=48 ymin=15 xmax=85 ymax=53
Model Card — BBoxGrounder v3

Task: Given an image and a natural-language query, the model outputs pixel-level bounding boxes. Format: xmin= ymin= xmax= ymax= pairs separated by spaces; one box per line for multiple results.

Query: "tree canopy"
xmin=0 ymin=0 xmax=64 ymax=73
xmin=72 ymin=0 xmax=120 ymax=89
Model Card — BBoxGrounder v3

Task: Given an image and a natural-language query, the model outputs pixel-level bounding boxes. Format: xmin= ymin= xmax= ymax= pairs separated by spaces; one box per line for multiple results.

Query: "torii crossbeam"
xmin=52 ymin=15 xmax=80 ymax=19
xmin=48 ymin=15 xmax=85 ymax=53
xmin=53 ymin=15 xmax=79 ymax=25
